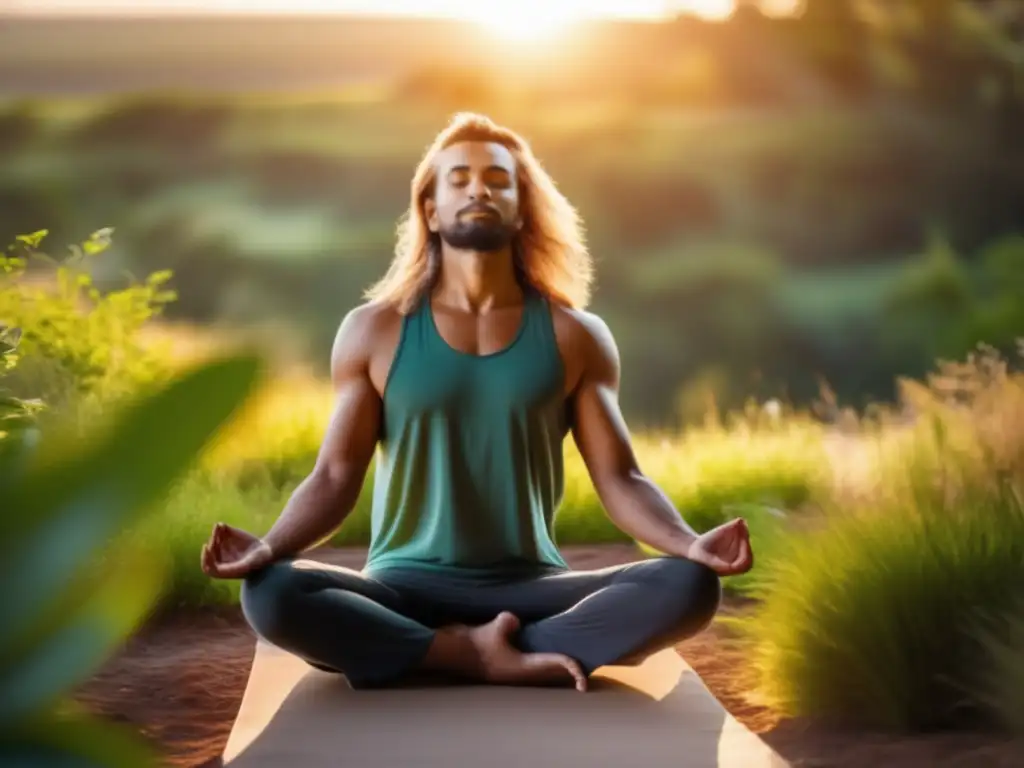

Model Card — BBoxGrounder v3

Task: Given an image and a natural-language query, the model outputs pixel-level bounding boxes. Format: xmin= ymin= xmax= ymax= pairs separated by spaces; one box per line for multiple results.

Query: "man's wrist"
xmin=257 ymin=538 xmax=277 ymax=561
xmin=667 ymin=530 xmax=697 ymax=559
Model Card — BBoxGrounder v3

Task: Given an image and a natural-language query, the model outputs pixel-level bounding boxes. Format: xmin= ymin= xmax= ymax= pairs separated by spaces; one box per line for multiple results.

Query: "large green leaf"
xmin=0 ymin=353 xmax=264 ymax=652
xmin=0 ymin=707 xmax=155 ymax=768
xmin=0 ymin=547 xmax=165 ymax=726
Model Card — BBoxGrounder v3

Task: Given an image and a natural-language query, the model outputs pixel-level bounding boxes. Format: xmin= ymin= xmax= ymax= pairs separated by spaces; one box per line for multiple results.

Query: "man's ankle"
xmin=418 ymin=624 xmax=485 ymax=679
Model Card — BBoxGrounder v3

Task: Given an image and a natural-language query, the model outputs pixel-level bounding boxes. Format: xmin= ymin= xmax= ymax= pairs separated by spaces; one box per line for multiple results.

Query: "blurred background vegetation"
xmin=2 ymin=1 xmax=1024 ymax=754
xmin=2 ymin=0 xmax=1022 ymax=426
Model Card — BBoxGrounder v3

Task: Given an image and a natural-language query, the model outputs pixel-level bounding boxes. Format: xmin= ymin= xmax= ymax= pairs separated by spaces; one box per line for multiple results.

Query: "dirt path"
xmin=74 ymin=546 xmax=1021 ymax=768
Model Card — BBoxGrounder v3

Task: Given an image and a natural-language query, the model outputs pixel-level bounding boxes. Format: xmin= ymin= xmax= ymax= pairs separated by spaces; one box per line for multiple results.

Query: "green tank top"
xmin=363 ymin=287 xmax=571 ymax=575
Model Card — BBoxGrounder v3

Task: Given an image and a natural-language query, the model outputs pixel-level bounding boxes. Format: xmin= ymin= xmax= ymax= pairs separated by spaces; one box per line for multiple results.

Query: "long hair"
xmin=363 ymin=112 xmax=593 ymax=314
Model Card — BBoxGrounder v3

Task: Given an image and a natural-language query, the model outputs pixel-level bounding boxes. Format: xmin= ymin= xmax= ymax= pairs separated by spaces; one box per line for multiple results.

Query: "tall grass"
xmin=135 ymin=369 xmax=831 ymax=606
xmin=975 ymin=598 xmax=1024 ymax=736
xmin=731 ymin=343 xmax=1024 ymax=732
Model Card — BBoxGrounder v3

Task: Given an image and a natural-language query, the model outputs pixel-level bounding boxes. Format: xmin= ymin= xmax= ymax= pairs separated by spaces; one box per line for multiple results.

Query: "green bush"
xmin=0 ymin=323 xmax=44 ymax=460
xmin=732 ymin=344 xmax=1024 ymax=731
xmin=0 ymin=228 xmax=176 ymax=414
xmin=963 ymin=234 xmax=1024 ymax=355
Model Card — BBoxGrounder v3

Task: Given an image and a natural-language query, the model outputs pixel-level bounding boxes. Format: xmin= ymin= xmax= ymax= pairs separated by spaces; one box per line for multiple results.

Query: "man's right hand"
xmin=201 ymin=522 xmax=275 ymax=579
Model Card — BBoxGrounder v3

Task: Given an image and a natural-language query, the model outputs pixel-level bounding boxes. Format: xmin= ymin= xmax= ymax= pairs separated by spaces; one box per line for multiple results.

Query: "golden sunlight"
xmin=457 ymin=0 xmax=741 ymax=43
xmin=37 ymin=1 xmax=761 ymax=28
xmin=460 ymin=4 xmax=587 ymax=42
xmin=679 ymin=0 xmax=735 ymax=20
xmin=451 ymin=0 xmax=744 ymax=39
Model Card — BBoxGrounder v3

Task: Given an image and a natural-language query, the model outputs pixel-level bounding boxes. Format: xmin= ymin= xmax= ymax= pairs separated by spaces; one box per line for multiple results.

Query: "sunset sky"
xmin=2 ymin=1 xmax=795 ymax=21
xmin=3 ymin=1 xmax=800 ymax=42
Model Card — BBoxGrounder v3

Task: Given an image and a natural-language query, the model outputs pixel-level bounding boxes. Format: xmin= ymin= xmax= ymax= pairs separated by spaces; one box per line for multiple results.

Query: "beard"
xmin=438 ymin=215 xmax=518 ymax=252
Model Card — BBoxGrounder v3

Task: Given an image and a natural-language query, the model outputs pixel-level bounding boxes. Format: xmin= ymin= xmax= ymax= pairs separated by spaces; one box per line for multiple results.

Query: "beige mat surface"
xmin=224 ymin=640 xmax=789 ymax=768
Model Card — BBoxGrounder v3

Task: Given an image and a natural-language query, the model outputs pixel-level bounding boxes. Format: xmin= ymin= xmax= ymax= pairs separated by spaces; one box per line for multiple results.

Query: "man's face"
xmin=426 ymin=140 xmax=523 ymax=252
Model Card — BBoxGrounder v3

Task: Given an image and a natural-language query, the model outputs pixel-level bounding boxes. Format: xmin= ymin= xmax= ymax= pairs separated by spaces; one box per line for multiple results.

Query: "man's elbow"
xmin=309 ymin=458 xmax=365 ymax=501
xmin=593 ymin=464 xmax=646 ymax=508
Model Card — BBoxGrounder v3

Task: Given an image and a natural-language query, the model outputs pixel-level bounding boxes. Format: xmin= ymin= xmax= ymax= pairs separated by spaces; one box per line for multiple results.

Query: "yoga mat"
xmin=224 ymin=640 xmax=789 ymax=768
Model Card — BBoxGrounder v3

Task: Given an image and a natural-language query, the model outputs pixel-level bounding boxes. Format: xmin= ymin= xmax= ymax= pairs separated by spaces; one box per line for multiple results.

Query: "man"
xmin=201 ymin=112 xmax=753 ymax=693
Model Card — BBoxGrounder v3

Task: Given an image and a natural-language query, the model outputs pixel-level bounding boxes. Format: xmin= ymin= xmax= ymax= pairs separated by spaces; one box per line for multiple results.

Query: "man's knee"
xmin=239 ymin=559 xmax=304 ymax=641
xmin=639 ymin=556 xmax=722 ymax=633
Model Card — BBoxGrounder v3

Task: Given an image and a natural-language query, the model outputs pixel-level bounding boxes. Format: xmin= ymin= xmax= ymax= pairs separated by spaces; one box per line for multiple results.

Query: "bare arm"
xmin=260 ymin=308 xmax=382 ymax=558
xmin=569 ymin=315 xmax=698 ymax=558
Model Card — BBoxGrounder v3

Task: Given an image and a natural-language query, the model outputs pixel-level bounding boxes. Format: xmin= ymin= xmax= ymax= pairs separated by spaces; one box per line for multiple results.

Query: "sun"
xmin=461 ymin=5 xmax=586 ymax=42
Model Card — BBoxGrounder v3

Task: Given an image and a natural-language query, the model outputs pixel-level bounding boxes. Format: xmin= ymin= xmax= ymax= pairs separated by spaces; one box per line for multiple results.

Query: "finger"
xmin=739 ymin=536 xmax=754 ymax=569
xmin=215 ymin=562 xmax=244 ymax=579
xmin=202 ymin=545 xmax=222 ymax=578
xmin=219 ymin=549 xmax=265 ymax=579
xmin=709 ymin=556 xmax=731 ymax=575
xmin=218 ymin=522 xmax=236 ymax=546
xmin=209 ymin=532 xmax=223 ymax=560
xmin=730 ymin=531 xmax=744 ymax=559
xmin=726 ymin=540 xmax=753 ymax=575
xmin=219 ymin=556 xmax=261 ymax=579
xmin=718 ymin=529 xmax=739 ymax=561
xmin=561 ymin=657 xmax=587 ymax=692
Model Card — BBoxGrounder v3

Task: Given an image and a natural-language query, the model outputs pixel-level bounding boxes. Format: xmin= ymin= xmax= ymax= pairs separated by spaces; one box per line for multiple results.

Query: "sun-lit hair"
xmin=363 ymin=112 xmax=593 ymax=314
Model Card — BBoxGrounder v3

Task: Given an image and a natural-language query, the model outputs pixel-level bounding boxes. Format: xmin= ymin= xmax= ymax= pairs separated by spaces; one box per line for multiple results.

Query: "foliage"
xmin=0 ymin=322 xmax=44 ymax=467
xmin=0 ymin=352 xmax=264 ymax=766
xmin=962 ymin=234 xmax=1024 ymax=355
xmin=4 ymin=4 xmax=1024 ymax=424
xmin=975 ymin=598 xmax=1024 ymax=736
xmin=730 ymin=342 xmax=1024 ymax=731
xmin=0 ymin=228 xmax=177 ymax=413
xmin=3 ymin=89 xmax=1023 ymax=424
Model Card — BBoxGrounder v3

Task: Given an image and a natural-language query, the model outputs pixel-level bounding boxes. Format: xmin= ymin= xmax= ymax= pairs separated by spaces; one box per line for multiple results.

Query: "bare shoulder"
xmin=549 ymin=304 xmax=620 ymax=390
xmin=330 ymin=300 xmax=405 ymax=386
xmin=550 ymin=304 xmax=619 ymax=355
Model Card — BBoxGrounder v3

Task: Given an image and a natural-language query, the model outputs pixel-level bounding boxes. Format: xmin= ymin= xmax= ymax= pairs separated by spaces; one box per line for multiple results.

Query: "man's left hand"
xmin=685 ymin=518 xmax=754 ymax=576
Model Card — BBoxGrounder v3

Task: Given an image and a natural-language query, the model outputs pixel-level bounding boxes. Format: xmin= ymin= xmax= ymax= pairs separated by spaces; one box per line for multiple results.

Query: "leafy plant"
xmin=0 ymin=352 xmax=265 ymax=766
xmin=0 ymin=228 xmax=177 ymax=411
xmin=0 ymin=323 xmax=45 ymax=473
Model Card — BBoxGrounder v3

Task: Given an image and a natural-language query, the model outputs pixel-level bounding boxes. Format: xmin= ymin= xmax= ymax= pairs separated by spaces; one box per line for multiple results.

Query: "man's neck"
xmin=433 ymin=246 xmax=522 ymax=313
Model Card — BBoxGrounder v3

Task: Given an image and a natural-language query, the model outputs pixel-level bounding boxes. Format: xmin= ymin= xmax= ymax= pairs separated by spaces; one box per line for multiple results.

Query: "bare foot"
xmin=468 ymin=612 xmax=588 ymax=692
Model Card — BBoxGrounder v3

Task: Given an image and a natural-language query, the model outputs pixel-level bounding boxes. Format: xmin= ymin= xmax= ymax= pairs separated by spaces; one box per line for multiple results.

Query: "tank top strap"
xmin=401 ymin=293 xmax=438 ymax=356
xmin=518 ymin=286 xmax=560 ymax=361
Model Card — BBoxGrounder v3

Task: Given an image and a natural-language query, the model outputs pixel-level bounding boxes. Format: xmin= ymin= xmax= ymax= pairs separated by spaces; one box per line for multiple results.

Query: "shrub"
xmin=0 ymin=324 xmax=43 ymax=454
xmin=0 ymin=228 xmax=177 ymax=415
xmin=732 ymin=342 xmax=1024 ymax=731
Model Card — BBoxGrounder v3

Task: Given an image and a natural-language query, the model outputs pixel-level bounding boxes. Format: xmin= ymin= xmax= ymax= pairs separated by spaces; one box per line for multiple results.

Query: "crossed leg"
xmin=240 ymin=555 xmax=722 ymax=688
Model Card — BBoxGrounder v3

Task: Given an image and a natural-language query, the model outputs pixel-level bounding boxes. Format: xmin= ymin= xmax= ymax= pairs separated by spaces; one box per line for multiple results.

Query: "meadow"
xmin=2 ymin=227 xmax=1023 ymax=751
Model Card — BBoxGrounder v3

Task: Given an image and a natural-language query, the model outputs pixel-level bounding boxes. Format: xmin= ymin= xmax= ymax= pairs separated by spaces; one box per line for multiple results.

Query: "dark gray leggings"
xmin=240 ymin=556 xmax=722 ymax=688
